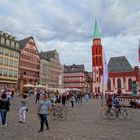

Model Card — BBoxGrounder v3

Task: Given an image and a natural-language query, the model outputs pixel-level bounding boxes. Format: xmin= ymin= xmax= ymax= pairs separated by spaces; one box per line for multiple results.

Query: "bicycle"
xmin=100 ymin=105 xmax=116 ymax=120
xmin=49 ymin=105 xmax=67 ymax=121
xmin=109 ymin=106 xmax=133 ymax=120
xmin=100 ymin=106 xmax=134 ymax=120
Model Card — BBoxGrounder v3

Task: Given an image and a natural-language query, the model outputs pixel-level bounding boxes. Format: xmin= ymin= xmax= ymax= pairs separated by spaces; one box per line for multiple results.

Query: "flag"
xmin=103 ymin=50 xmax=108 ymax=85
xmin=138 ymin=43 xmax=140 ymax=63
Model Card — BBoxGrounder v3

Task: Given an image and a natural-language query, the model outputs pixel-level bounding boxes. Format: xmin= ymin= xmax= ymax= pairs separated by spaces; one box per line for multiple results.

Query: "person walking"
xmin=70 ymin=94 xmax=75 ymax=108
xmin=19 ymin=94 xmax=28 ymax=124
xmin=0 ymin=93 xmax=10 ymax=128
xmin=85 ymin=93 xmax=89 ymax=105
xmin=38 ymin=94 xmax=51 ymax=132
xmin=35 ymin=91 xmax=40 ymax=104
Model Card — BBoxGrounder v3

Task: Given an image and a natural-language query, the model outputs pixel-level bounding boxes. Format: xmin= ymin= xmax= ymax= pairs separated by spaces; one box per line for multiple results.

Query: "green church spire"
xmin=93 ymin=18 xmax=100 ymax=39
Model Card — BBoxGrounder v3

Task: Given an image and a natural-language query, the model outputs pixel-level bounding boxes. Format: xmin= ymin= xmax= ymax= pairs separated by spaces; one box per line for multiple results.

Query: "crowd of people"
xmin=0 ymin=88 xmax=91 ymax=132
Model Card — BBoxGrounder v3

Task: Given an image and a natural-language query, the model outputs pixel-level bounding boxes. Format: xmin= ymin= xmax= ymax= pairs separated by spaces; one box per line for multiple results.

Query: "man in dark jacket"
xmin=0 ymin=93 xmax=10 ymax=127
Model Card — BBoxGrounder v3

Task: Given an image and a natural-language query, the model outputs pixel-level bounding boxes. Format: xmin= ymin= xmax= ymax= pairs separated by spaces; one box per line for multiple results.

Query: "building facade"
xmin=92 ymin=20 xmax=139 ymax=95
xmin=40 ymin=50 xmax=63 ymax=88
xmin=18 ymin=36 xmax=40 ymax=94
xmin=0 ymin=31 xmax=19 ymax=90
xmin=64 ymin=64 xmax=87 ymax=91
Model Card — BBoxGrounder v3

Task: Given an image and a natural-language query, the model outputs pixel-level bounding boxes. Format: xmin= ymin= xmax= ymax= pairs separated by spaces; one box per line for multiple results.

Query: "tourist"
xmin=85 ymin=93 xmax=89 ymax=105
xmin=11 ymin=90 xmax=14 ymax=99
xmin=112 ymin=95 xmax=121 ymax=117
xmin=38 ymin=94 xmax=51 ymax=132
xmin=35 ymin=90 xmax=40 ymax=104
xmin=19 ymin=94 xmax=28 ymax=124
xmin=0 ymin=93 xmax=10 ymax=128
xmin=77 ymin=93 xmax=83 ymax=107
xmin=70 ymin=94 xmax=75 ymax=107
xmin=62 ymin=93 xmax=66 ymax=106
xmin=106 ymin=94 xmax=112 ymax=112
xmin=6 ymin=89 xmax=12 ymax=101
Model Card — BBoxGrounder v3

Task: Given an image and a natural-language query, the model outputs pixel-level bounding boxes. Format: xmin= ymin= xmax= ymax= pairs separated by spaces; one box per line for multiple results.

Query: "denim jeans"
xmin=39 ymin=114 xmax=49 ymax=130
xmin=0 ymin=109 xmax=7 ymax=126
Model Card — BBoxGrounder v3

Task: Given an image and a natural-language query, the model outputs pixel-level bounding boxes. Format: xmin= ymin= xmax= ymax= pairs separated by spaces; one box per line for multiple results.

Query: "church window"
xmin=96 ymin=48 xmax=98 ymax=55
xmin=98 ymin=87 xmax=100 ymax=93
xmin=117 ymin=79 xmax=121 ymax=89
xmin=107 ymin=79 xmax=111 ymax=90
xmin=96 ymin=77 xmax=98 ymax=82
xmin=128 ymin=78 xmax=132 ymax=90
xmin=95 ymin=87 xmax=97 ymax=92
xmin=96 ymin=56 xmax=98 ymax=65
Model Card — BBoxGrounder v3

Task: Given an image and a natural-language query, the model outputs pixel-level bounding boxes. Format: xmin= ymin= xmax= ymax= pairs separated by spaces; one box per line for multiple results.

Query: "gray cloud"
xmin=0 ymin=0 xmax=139 ymax=71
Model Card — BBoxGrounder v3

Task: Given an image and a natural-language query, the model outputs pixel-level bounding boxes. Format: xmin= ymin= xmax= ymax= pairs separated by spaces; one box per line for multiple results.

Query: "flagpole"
xmin=101 ymin=75 xmax=104 ymax=106
xmin=101 ymin=49 xmax=108 ymax=106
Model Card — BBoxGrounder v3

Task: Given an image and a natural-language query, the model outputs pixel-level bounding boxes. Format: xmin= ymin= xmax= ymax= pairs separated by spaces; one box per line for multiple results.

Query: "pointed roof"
xmin=108 ymin=56 xmax=133 ymax=72
xmin=18 ymin=36 xmax=34 ymax=49
xmin=40 ymin=50 xmax=59 ymax=61
xmin=93 ymin=18 xmax=100 ymax=39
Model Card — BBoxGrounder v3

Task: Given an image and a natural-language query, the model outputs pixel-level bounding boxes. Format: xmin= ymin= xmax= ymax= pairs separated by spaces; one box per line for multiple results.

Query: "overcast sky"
xmin=0 ymin=0 xmax=140 ymax=71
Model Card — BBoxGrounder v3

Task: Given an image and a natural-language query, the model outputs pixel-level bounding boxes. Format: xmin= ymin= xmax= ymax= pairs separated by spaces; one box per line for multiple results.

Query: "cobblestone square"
xmin=0 ymin=96 xmax=140 ymax=140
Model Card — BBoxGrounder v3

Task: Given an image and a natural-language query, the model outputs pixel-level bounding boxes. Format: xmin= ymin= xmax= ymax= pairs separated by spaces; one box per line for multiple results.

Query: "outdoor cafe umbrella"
xmin=23 ymin=84 xmax=35 ymax=88
xmin=35 ymin=84 xmax=46 ymax=89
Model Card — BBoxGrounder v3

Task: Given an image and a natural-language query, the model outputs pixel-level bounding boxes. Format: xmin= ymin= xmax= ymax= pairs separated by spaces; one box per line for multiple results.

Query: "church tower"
xmin=92 ymin=19 xmax=103 ymax=94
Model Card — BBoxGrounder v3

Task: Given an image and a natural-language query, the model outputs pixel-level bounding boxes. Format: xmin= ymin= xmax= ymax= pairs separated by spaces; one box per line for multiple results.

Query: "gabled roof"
xmin=18 ymin=36 xmax=33 ymax=49
xmin=64 ymin=64 xmax=85 ymax=73
xmin=40 ymin=50 xmax=58 ymax=61
xmin=108 ymin=56 xmax=133 ymax=72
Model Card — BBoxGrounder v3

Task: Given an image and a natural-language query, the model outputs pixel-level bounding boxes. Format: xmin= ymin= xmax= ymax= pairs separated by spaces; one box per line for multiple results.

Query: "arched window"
xmin=108 ymin=79 xmax=111 ymax=90
xmin=96 ymin=56 xmax=98 ymax=65
xmin=98 ymin=87 xmax=100 ymax=93
xmin=96 ymin=48 xmax=98 ymax=54
xmin=96 ymin=77 xmax=98 ymax=82
xmin=95 ymin=87 xmax=97 ymax=93
xmin=128 ymin=78 xmax=132 ymax=90
xmin=117 ymin=79 xmax=121 ymax=89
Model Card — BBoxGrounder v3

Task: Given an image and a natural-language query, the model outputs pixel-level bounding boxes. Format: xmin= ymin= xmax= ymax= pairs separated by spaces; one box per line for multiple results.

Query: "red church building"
xmin=92 ymin=20 xmax=139 ymax=95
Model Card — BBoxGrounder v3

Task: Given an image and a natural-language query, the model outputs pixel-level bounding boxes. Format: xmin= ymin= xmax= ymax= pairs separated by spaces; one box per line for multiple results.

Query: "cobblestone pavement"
xmin=0 ymin=96 xmax=140 ymax=140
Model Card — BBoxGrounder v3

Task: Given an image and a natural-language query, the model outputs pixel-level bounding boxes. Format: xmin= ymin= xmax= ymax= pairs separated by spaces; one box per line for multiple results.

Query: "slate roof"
xmin=40 ymin=50 xmax=58 ymax=61
xmin=64 ymin=64 xmax=85 ymax=73
xmin=18 ymin=36 xmax=33 ymax=49
xmin=108 ymin=56 xmax=133 ymax=72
